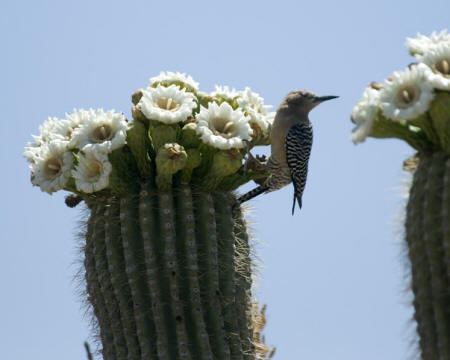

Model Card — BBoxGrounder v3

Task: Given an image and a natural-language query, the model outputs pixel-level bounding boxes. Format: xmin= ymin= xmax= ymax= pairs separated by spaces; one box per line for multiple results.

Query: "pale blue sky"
xmin=1 ymin=0 xmax=449 ymax=359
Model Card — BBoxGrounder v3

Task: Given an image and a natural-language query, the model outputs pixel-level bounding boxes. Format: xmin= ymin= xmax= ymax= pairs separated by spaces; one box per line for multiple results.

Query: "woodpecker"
xmin=237 ymin=90 xmax=338 ymax=214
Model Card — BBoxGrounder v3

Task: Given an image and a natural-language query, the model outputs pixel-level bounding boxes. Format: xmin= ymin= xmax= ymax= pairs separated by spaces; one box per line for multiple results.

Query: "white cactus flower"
xmin=237 ymin=87 xmax=274 ymax=134
xmin=196 ymin=102 xmax=253 ymax=150
xmin=211 ymin=85 xmax=239 ymax=101
xmin=23 ymin=141 xmax=42 ymax=163
xmin=406 ymin=29 xmax=450 ymax=56
xmin=379 ymin=64 xmax=435 ymax=121
xmin=36 ymin=117 xmax=61 ymax=144
xmin=150 ymin=71 xmax=199 ymax=91
xmin=30 ymin=140 xmax=73 ymax=194
xmin=70 ymin=109 xmax=129 ymax=153
xmin=350 ymin=87 xmax=381 ymax=143
xmin=419 ymin=43 xmax=450 ymax=90
xmin=72 ymin=149 xmax=112 ymax=193
xmin=139 ymin=84 xmax=197 ymax=124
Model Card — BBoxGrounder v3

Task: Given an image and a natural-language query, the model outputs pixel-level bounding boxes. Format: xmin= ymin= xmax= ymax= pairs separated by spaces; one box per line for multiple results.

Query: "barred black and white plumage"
xmin=286 ymin=122 xmax=313 ymax=214
xmin=236 ymin=89 xmax=337 ymax=214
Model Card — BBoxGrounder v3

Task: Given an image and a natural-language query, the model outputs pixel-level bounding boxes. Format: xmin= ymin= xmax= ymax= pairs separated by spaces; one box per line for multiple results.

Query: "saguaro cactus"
xmin=351 ymin=31 xmax=450 ymax=360
xmin=24 ymin=72 xmax=275 ymax=359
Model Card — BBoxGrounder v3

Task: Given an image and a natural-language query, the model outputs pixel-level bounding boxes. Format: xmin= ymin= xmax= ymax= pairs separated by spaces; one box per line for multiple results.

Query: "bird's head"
xmin=282 ymin=90 xmax=338 ymax=114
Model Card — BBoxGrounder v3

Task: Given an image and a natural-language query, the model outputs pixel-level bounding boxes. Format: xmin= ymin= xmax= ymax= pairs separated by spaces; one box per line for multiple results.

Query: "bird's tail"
xmin=236 ymin=185 xmax=269 ymax=206
xmin=291 ymin=194 xmax=302 ymax=215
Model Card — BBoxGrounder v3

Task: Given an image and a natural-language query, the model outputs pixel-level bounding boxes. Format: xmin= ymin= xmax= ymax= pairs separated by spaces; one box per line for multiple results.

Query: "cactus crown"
xmin=351 ymin=30 xmax=450 ymax=155
xmin=24 ymin=72 xmax=275 ymax=199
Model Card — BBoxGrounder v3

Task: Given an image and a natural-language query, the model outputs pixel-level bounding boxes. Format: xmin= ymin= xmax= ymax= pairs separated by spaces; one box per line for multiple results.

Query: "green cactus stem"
xmin=85 ymin=203 xmax=117 ymax=360
xmin=194 ymin=191 xmax=231 ymax=359
xmin=84 ymin=185 xmax=256 ymax=360
xmin=91 ymin=204 xmax=128 ymax=359
xmin=406 ymin=152 xmax=450 ymax=359
xmin=104 ymin=198 xmax=141 ymax=359
xmin=215 ymin=192 xmax=244 ymax=360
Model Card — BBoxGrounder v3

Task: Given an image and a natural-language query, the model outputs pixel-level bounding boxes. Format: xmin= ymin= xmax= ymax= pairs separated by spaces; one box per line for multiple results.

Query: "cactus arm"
xmin=233 ymin=207 xmax=255 ymax=360
xmin=104 ymin=198 xmax=141 ymax=359
xmin=92 ymin=203 xmax=128 ymax=359
xmin=194 ymin=192 xmax=231 ymax=360
xmin=215 ymin=192 xmax=244 ymax=360
xmin=157 ymin=191 xmax=192 ymax=359
xmin=120 ymin=195 xmax=156 ymax=359
xmin=138 ymin=183 xmax=172 ymax=360
xmin=406 ymin=156 xmax=439 ymax=359
xmin=423 ymin=153 xmax=450 ymax=358
xmin=86 ymin=203 xmax=117 ymax=360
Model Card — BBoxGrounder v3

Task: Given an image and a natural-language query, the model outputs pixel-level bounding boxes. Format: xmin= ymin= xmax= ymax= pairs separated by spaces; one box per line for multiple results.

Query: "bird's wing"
xmin=285 ymin=122 xmax=313 ymax=214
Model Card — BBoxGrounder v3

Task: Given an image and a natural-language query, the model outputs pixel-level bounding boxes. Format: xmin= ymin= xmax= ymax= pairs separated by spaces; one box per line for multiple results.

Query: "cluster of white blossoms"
xmin=26 ymin=71 xmax=275 ymax=196
xmin=137 ymin=72 xmax=274 ymax=150
xmin=25 ymin=109 xmax=128 ymax=194
xmin=351 ymin=30 xmax=450 ymax=143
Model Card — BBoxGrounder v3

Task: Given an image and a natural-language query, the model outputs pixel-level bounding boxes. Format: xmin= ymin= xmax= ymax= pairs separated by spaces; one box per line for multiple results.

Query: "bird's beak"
xmin=315 ymin=95 xmax=339 ymax=103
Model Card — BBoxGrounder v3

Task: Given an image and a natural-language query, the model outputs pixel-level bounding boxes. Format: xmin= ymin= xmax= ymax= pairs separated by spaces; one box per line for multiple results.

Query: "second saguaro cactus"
xmin=351 ymin=31 xmax=450 ymax=360
xmin=25 ymin=72 xmax=276 ymax=359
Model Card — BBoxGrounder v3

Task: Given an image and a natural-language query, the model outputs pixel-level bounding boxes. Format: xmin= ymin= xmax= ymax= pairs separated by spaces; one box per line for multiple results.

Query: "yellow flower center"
xmin=93 ymin=124 xmax=113 ymax=142
xmin=250 ymin=103 xmax=262 ymax=114
xmin=86 ymin=160 xmax=103 ymax=181
xmin=435 ymin=59 xmax=450 ymax=76
xmin=44 ymin=157 xmax=62 ymax=179
xmin=157 ymin=97 xmax=180 ymax=112
xmin=396 ymin=86 xmax=419 ymax=109
xmin=211 ymin=117 xmax=236 ymax=138
xmin=65 ymin=125 xmax=79 ymax=140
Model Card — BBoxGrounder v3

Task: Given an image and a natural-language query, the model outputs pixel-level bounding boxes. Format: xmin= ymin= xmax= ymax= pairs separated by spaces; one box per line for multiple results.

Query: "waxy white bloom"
xmin=23 ymin=141 xmax=41 ymax=163
xmin=55 ymin=110 xmax=84 ymax=143
xmin=70 ymin=109 xmax=128 ymax=153
xmin=139 ymin=84 xmax=197 ymax=124
xmin=351 ymin=87 xmax=381 ymax=143
xmin=406 ymin=30 xmax=450 ymax=56
xmin=211 ymin=85 xmax=239 ymax=101
xmin=72 ymin=149 xmax=112 ymax=193
xmin=420 ymin=43 xmax=450 ymax=90
xmin=31 ymin=117 xmax=66 ymax=146
xmin=237 ymin=87 xmax=274 ymax=134
xmin=150 ymin=71 xmax=199 ymax=91
xmin=380 ymin=64 xmax=435 ymax=121
xmin=30 ymin=140 xmax=73 ymax=194
xmin=196 ymin=102 xmax=253 ymax=150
